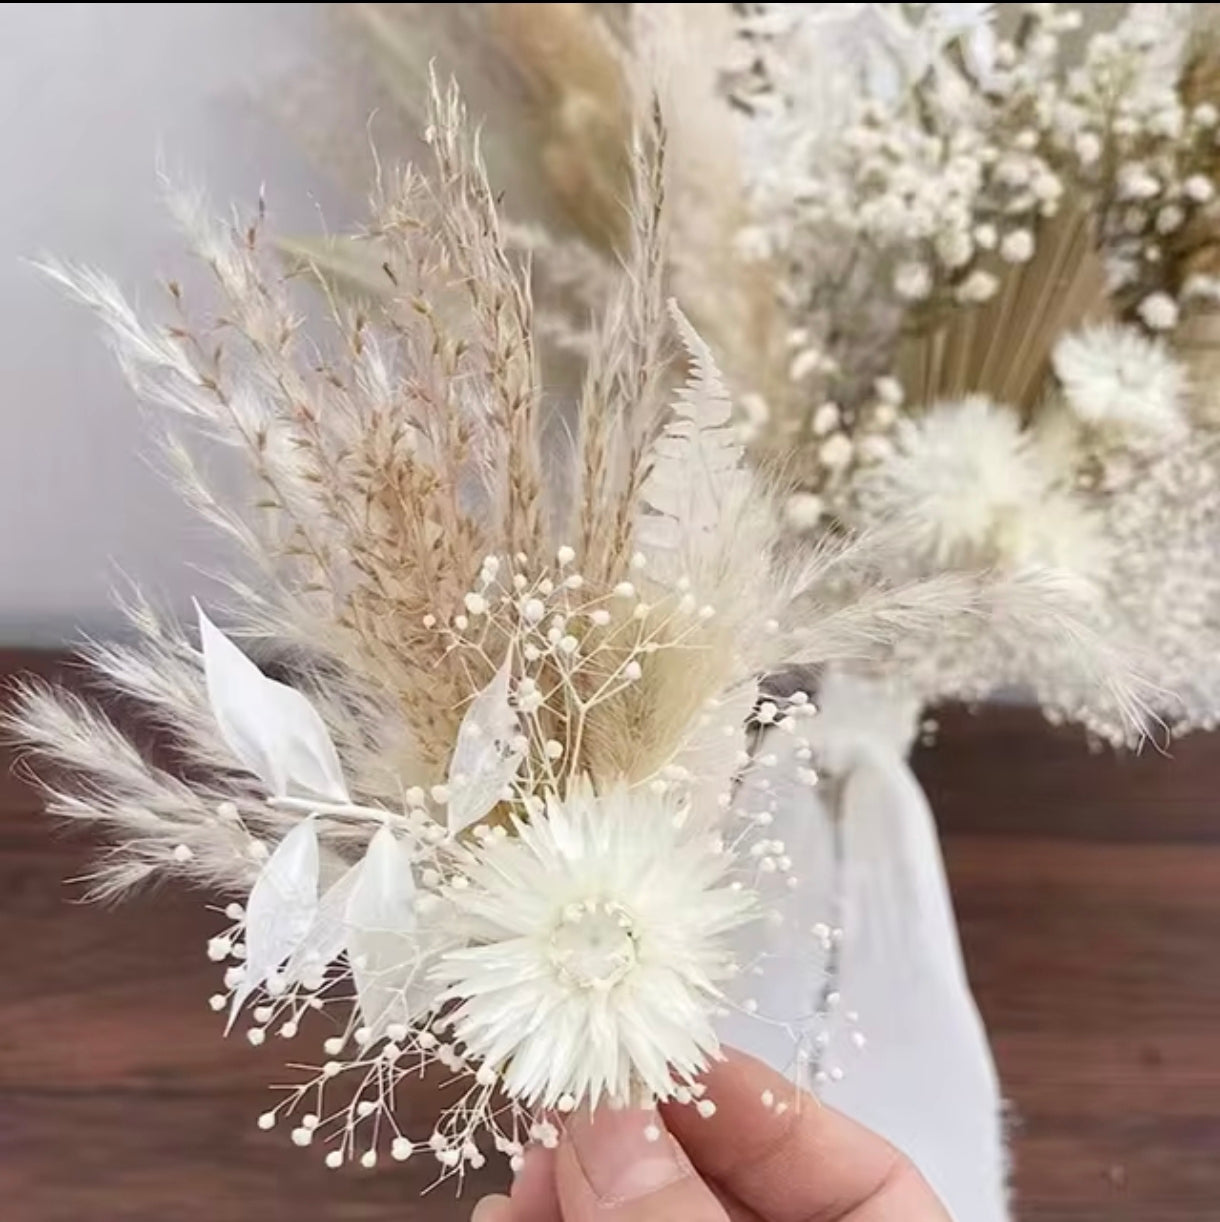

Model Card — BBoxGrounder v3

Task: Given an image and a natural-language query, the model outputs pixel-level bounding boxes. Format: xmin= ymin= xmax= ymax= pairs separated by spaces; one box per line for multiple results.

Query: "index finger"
xmin=660 ymin=1048 xmax=949 ymax=1221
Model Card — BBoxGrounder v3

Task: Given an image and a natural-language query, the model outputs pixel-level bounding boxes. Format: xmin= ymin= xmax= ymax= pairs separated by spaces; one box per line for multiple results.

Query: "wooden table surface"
xmin=1 ymin=653 xmax=1217 ymax=1221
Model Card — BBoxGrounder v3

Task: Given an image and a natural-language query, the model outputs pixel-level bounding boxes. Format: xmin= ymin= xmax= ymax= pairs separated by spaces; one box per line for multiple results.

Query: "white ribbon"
xmin=722 ymin=672 xmax=1011 ymax=1222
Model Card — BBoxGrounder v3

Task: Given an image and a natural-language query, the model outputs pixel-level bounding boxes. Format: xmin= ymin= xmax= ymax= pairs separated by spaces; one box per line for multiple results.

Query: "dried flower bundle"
xmin=11 ymin=79 xmax=1057 ymax=1178
xmin=359 ymin=3 xmax=1220 ymax=747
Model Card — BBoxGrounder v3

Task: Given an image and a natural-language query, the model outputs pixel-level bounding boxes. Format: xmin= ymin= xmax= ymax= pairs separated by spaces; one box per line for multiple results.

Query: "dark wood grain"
xmin=914 ymin=706 xmax=1220 ymax=1221
xmin=1 ymin=658 xmax=1217 ymax=1220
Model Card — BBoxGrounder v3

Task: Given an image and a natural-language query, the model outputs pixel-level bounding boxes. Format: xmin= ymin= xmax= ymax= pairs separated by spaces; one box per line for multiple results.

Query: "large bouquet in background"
xmin=303 ymin=2 xmax=1220 ymax=748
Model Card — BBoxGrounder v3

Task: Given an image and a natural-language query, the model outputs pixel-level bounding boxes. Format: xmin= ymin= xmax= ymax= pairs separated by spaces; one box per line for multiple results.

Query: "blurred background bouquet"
xmin=290 ymin=1 xmax=1220 ymax=750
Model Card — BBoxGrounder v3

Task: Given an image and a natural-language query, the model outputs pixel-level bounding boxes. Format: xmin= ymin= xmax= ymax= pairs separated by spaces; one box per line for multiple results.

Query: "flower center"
xmin=549 ymin=900 xmax=638 ymax=991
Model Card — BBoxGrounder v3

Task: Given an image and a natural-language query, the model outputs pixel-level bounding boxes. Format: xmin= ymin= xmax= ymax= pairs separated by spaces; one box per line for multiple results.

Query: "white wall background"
xmin=0 ymin=3 xmax=348 ymax=643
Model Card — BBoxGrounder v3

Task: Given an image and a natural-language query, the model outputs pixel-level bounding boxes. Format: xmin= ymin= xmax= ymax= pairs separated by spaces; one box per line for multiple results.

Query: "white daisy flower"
xmin=1053 ymin=323 xmax=1186 ymax=448
xmin=434 ymin=784 xmax=756 ymax=1111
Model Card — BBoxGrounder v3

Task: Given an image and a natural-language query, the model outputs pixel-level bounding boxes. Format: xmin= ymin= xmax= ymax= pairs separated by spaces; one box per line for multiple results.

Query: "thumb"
xmin=555 ymin=1108 xmax=728 ymax=1222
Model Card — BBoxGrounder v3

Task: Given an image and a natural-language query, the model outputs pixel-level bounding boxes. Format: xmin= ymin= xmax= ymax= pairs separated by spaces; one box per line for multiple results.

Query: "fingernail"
xmin=470 ymin=1193 xmax=512 ymax=1222
xmin=566 ymin=1109 xmax=688 ymax=1203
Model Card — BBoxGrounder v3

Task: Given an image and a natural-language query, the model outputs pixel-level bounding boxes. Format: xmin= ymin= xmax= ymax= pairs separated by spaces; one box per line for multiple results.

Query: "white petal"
xmin=446 ymin=655 xmax=522 ymax=836
xmin=345 ymin=826 xmax=425 ymax=1036
xmin=285 ymin=862 xmax=360 ymax=983
xmin=229 ymin=817 xmax=320 ymax=1027
xmin=197 ymin=602 xmax=349 ymax=803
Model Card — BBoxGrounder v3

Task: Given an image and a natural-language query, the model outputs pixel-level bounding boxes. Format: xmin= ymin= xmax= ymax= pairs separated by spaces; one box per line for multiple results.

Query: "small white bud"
xmin=893 ymin=261 xmax=932 ymax=301
xmin=556 ymin=545 xmax=576 ymax=566
xmin=874 ymin=376 xmax=903 ymax=406
xmin=392 ymin=1138 xmax=413 ymax=1161
xmin=1137 ymin=291 xmax=1179 ymax=331
xmin=788 ymin=347 xmax=822 ymax=382
xmin=463 ymin=592 xmax=486 ymax=617
xmin=956 ymin=269 xmax=999 ymax=304
xmin=999 ymin=229 xmax=1034 ymax=263
xmin=1156 ymin=204 xmax=1185 ymax=235
xmin=811 ymin=401 xmax=840 ymax=436
xmin=784 ymin=492 xmax=824 ymax=531
xmin=818 ymin=433 xmax=853 ymax=470
xmin=1185 ymin=174 xmax=1215 ymax=204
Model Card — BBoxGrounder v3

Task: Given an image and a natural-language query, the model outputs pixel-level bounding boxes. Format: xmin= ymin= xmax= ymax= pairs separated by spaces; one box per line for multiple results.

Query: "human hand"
xmin=471 ymin=1048 xmax=951 ymax=1221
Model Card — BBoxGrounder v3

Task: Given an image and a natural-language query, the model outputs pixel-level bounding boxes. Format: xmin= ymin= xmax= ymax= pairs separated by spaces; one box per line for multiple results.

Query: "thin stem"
xmin=267 ymin=795 xmax=403 ymax=824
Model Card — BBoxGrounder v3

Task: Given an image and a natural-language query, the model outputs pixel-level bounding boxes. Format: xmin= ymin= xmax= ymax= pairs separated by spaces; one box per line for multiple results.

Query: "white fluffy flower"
xmin=1053 ymin=324 xmax=1186 ymax=448
xmin=857 ymin=396 xmax=1052 ymax=566
xmin=434 ymin=786 xmax=755 ymax=1111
